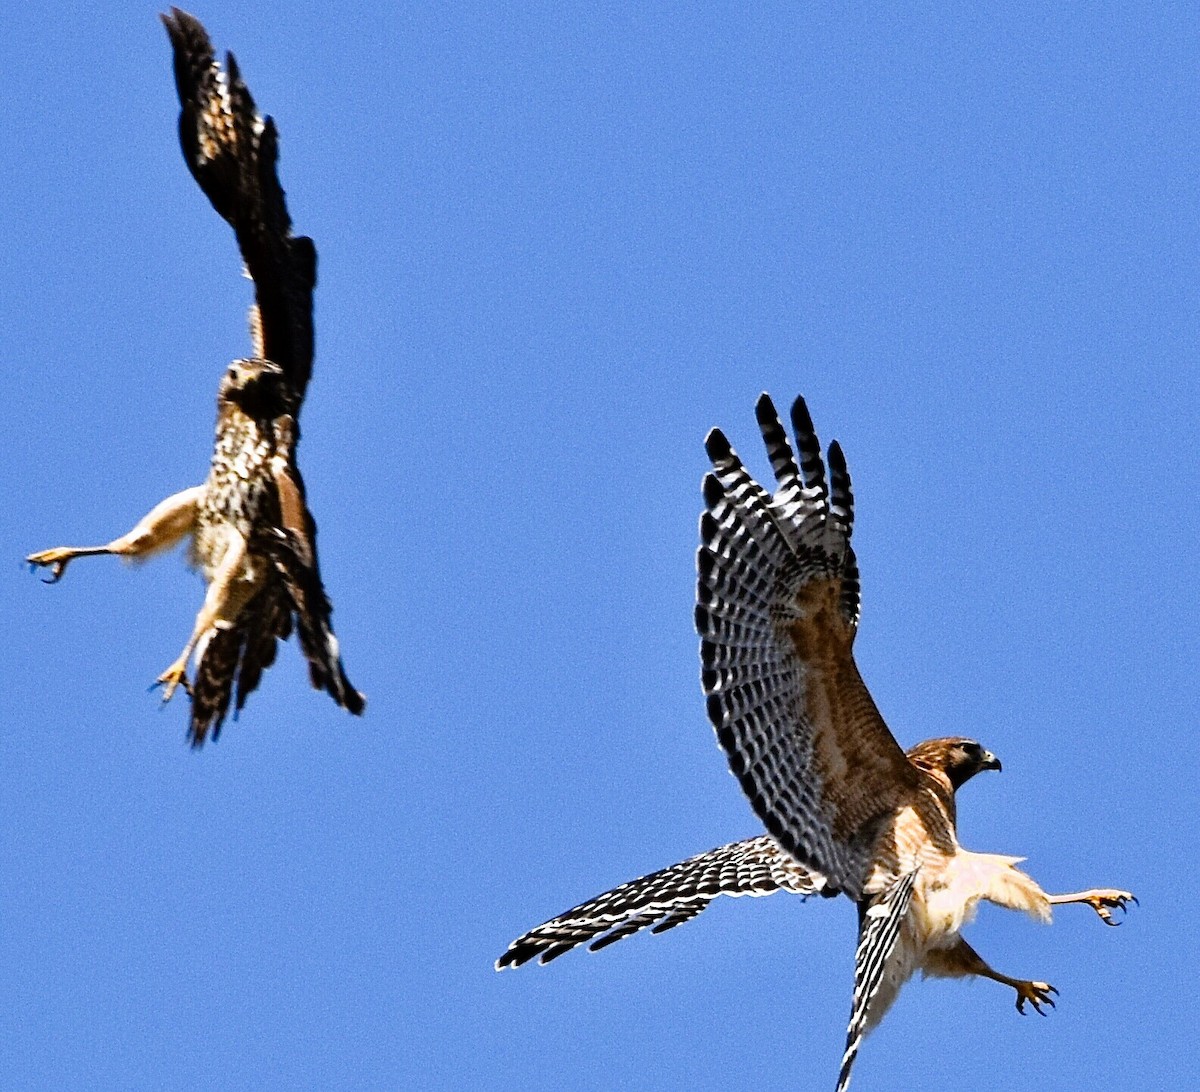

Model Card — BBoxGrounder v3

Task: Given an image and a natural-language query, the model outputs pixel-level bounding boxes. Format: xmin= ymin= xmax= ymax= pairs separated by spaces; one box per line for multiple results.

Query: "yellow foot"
xmin=1082 ymin=890 xmax=1138 ymax=926
xmin=1014 ymin=980 xmax=1058 ymax=1016
xmin=154 ymin=660 xmax=192 ymax=704
xmin=26 ymin=547 xmax=79 ymax=583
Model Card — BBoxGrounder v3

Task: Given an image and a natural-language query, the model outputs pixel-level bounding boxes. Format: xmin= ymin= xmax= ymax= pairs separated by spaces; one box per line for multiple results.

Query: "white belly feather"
xmin=862 ymin=851 xmax=1051 ymax=1036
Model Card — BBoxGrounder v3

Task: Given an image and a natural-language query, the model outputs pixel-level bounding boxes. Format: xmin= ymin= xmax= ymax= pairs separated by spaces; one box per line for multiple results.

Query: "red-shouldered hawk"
xmin=27 ymin=10 xmax=363 ymax=745
xmin=499 ymin=393 xmax=1135 ymax=1090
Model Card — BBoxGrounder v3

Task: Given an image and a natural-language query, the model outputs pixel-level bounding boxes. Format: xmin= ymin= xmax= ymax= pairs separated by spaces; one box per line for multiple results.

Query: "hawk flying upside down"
xmin=27 ymin=9 xmax=364 ymax=745
xmin=498 ymin=393 xmax=1135 ymax=1091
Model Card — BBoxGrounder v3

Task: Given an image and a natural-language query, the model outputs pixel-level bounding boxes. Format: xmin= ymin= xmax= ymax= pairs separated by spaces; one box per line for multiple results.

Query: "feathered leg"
xmin=155 ymin=528 xmax=262 ymax=703
xmin=923 ymin=937 xmax=1058 ymax=1015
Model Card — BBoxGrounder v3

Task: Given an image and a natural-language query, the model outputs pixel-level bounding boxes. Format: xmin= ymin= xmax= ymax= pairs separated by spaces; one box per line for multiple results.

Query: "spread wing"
xmin=697 ymin=394 xmax=921 ymax=899
xmin=837 ymin=870 xmax=919 ymax=1092
xmin=496 ymin=836 xmax=822 ymax=969
xmin=162 ymin=8 xmax=317 ymax=405
xmin=259 ymin=415 xmax=364 ymax=717
xmin=189 ymin=582 xmax=292 ymax=747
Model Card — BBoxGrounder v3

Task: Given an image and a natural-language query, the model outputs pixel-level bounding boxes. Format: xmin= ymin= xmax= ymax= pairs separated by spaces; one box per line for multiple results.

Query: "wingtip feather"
xmin=789 ymin=394 xmax=814 ymax=434
xmin=828 ymin=439 xmax=847 ymax=475
xmin=754 ymin=391 xmax=778 ymax=424
xmin=701 ymin=473 xmax=724 ymax=509
xmin=704 ymin=427 xmax=732 ymax=462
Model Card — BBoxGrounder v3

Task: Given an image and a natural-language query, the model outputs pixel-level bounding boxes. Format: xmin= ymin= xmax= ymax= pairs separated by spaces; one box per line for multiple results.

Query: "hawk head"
xmin=906 ymin=737 xmax=1001 ymax=791
xmin=218 ymin=357 xmax=292 ymax=418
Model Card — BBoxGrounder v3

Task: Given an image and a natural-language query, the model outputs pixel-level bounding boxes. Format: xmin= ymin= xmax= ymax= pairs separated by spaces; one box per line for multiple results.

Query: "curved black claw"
xmin=1016 ymin=982 xmax=1058 ymax=1016
xmin=31 ymin=560 xmax=67 ymax=584
xmin=1092 ymin=891 xmax=1137 ymax=926
xmin=26 ymin=551 xmax=72 ymax=584
xmin=149 ymin=673 xmax=193 ymax=702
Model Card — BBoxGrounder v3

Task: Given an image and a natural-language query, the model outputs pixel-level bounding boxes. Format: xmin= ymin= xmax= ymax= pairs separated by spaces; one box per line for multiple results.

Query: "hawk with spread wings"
xmin=498 ymin=393 xmax=1135 ymax=1090
xmin=27 ymin=9 xmax=364 ymax=745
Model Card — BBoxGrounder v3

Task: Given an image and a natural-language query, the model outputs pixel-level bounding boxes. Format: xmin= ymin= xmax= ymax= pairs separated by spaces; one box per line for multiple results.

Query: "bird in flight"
xmin=498 ymin=392 xmax=1135 ymax=1090
xmin=27 ymin=9 xmax=364 ymax=745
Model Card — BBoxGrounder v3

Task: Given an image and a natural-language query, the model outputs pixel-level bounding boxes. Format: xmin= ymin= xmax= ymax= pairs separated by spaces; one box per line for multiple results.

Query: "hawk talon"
xmin=26 ymin=549 xmax=74 ymax=584
xmin=1014 ymin=981 xmax=1058 ymax=1016
xmin=1086 ymin=891 xmax=1137 ymax=926
xmin=153 ymin=664 xmax=193 ymax=703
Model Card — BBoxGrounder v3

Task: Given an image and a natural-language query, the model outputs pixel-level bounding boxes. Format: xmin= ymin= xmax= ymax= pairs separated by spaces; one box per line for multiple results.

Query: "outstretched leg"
xmin=923 ymin=938 xmax=1058 ymax=1015
xmin=154 ymin=528 xmax=260 ymax=703
xmin=27 ymin=486 xmax=203 ymax=583
xmin=1047 ymin=888 xmax=1137 ymax=925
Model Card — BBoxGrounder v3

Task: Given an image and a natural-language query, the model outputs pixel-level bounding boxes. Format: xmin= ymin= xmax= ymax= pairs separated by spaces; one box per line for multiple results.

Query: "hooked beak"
xmin=981 ymin=750 xmax=1002 ymax=772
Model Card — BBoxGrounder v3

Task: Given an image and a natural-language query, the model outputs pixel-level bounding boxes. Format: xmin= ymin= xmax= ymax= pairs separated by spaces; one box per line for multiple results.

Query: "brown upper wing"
xmin=162 ymin=9 xmax=317 ymax=405
xmin=696 ymin=394 xmax=920 ymax=899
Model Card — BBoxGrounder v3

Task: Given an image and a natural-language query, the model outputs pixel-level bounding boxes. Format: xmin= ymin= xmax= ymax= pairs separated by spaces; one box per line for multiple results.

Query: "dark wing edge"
xmin=161 ymin=8 xmax=317 ymax=403
xmin=496 ymin=835 xmax=822 ymax=970
xmin=263 ymin=526 xmax=364 ymax=716
xmin=836 ymin=870 xmax=919 ymax=1092
xmin=261 ymin=431 xmax=364 ymax=716
xmin=697 ymin=393 xmax=916 ymax=898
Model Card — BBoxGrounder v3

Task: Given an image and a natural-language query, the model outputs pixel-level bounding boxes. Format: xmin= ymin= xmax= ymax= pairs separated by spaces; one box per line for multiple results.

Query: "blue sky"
xmin=2 ymin=3 xmax=1196 ymax=1089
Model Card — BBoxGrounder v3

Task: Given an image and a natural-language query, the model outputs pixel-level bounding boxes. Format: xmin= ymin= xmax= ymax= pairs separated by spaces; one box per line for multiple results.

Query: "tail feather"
xmin=188 ymin=581 xmax=291 ymax=746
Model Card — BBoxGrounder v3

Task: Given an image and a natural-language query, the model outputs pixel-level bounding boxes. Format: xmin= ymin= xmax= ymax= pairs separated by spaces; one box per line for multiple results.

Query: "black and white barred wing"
xmin=697 ymin=394 xmax=920 ymax=900
xmin=496 ymin=835 xmax=821 ymax=969
xmin=836 ymin=870 xmax=919 ymax=1092
xmin=162 ymin=8 xmax=317 ymax=404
